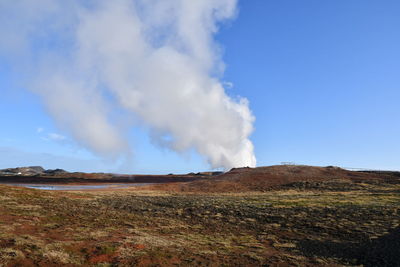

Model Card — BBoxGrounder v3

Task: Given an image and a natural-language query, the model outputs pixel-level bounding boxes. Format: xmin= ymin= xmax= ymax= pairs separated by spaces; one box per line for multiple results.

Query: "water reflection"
xmin=1 ymin=183 xmax=154 ymax=191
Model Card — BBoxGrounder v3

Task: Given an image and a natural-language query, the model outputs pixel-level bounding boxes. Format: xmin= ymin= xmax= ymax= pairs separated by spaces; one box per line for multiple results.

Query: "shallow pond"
xmin=1 ymin=183 xmax=154 ymax=191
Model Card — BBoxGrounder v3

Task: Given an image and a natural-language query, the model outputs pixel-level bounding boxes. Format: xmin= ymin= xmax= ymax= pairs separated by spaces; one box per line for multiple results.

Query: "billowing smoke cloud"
xmin=0 ymin=0 xmax=256 ymax=169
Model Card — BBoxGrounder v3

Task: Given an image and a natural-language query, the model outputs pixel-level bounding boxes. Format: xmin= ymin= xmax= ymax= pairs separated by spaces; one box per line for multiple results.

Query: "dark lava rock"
xmin=0 ymin=166 xmax=45 ymax=175
xmin=360 ymin=227 xmax=400 ymax=267
xmin=44 ymin=169 xmax=68 ymax=175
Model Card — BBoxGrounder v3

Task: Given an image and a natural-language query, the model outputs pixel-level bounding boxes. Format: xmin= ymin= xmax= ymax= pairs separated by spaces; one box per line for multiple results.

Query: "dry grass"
xmin=0 ymin=176 xmax=399 ymax=266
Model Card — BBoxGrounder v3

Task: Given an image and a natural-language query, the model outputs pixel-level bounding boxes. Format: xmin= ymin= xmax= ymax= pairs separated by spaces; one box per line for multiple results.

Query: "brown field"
xmin=0 ymin=165 xmax=400 ymax=266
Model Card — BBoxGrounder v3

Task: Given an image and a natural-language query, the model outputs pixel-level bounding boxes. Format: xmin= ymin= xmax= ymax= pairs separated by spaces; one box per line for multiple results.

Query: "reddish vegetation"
xmin=150 ymin=165 xmax=399 ymax=192
xmin=0 ymin=167 xmax=399 ymax=266
xmin=89 ymin=254 xmax=117 ymax=264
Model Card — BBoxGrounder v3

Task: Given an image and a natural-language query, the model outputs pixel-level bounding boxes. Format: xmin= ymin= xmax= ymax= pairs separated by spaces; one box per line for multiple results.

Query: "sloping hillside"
xmin=153 ymin=165 xmax=400 ymax=192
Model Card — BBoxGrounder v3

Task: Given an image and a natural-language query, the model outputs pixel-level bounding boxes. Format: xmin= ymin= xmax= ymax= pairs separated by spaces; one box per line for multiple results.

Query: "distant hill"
xmin=152 ymin=165 xmax=400 ymax=192
xmin=2 ymin=165 xmax=399 ymax=189
xmin=0 ymin=166 xmax=218 ymax=184
xmin=0 ymin=166 xmax=46 ymax=175
xmin=0 ymin=166 xmax=69 ymax=176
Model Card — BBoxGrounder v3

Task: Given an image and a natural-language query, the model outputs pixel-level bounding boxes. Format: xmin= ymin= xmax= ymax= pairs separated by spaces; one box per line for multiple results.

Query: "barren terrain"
xmin=0 ymin=165 xmax=399 ymax=266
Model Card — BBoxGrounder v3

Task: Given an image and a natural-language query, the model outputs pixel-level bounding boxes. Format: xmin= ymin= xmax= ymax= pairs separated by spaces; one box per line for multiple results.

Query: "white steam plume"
xmin=0 ymin=0 xmax=256 ymax=169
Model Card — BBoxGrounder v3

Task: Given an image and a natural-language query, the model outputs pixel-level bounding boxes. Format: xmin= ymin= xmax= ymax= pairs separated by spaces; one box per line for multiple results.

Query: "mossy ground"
xmin=0 ymin=179 xmax=399 ymax=266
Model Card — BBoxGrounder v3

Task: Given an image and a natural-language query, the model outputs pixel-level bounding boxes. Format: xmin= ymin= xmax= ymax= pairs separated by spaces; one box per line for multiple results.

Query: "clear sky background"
xmin=1 ymin=0 xmax=400 ymax=173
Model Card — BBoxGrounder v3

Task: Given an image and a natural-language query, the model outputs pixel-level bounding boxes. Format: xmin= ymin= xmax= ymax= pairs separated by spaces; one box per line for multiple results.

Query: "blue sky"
xmin=1 ymin=0 xmax=400 ymax=173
